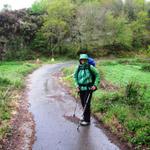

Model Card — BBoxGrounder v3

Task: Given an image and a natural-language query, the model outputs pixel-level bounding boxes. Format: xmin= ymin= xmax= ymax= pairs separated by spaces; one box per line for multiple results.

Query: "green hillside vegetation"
xmin=0 ymin=0 xmax=150 ymax=60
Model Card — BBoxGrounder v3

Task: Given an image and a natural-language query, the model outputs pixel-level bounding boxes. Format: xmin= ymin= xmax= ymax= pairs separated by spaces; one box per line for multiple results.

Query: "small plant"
xmin=131 ymin=126 xmax=150 ymax=146
xmin=141 ymin=65 xmax=150 ymax=72
xmin=0 ymin=87 xmax=12 ymax=107
xmin=126 ymin=117 xmax=149 ymax=132
xmin=125 ymin=81 xmax=144 ymax=106
xmin=1 ymin=112 xmax=11 ymax=120
xmin=0 ymin=124 xmax=11 ymax=140
xmin=0 ymin=77 xmax=11 ymax=86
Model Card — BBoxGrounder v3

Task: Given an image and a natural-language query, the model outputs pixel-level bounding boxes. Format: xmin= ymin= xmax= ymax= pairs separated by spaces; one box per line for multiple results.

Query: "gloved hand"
xmin=91 ymin=86 xmax=97 ymax=91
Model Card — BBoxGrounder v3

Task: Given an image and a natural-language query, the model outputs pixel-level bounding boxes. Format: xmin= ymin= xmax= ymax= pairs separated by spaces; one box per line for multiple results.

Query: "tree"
xmin=73 ymin=2 xmax=108 ymax=49
xmin=103 ymin=12 xmax=132 ymax=49
xmin=31 ymin=0 xmax=49 ymax=14
xmin=41 ymin=0 xmax=76 ymax=56
xmin=72 ymin=1 xmax=132 ymax=50
xmin=0 ymin=9 xmax=44 ymax=60
xmin=130 ymin=11 xmax=149 ymax=48
xmin=124 ymin=0 xmax=146 ymax=21
xmin=110 ymin=0 xmax=124 ymax=16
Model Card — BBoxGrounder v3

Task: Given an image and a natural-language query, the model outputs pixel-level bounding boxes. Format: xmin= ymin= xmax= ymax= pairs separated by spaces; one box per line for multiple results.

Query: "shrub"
xmin=130 ymin=126 xmax=150 ymax=146
xmin=4 ymin=48 xmax=36 ymax=61
xmin=0 ymin=87 xmax=11 ymax=107
xmin=0 ymin=77 xmax=11 ymax=86
xmin=141 ymin=65 xmax=150 ymax=72
xmin=126 ymin=118 xmax=149 ymax=132
xmin=125 ymin=81 xmax=144 ymax=106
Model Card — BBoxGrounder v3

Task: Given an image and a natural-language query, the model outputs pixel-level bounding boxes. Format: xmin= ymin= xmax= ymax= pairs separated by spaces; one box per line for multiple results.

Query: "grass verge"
xmin=0 ymin=61 xmax=40 ymax=140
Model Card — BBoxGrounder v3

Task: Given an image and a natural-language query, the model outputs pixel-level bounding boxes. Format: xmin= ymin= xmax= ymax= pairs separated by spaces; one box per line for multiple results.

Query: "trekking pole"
xmin=77 ymin=90 xmax=91 ymax=132
xmin=73 ymin=91 xmax=79 ymax=117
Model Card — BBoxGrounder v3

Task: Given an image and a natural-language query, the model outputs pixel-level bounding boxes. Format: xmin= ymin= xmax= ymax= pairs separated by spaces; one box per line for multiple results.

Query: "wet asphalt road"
xmin=27 ymin=63 xmax=120 ymax=150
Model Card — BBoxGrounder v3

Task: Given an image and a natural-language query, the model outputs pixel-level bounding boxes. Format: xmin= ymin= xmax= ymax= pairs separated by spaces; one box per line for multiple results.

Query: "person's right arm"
xmin=74 ymin=66 xmax=79 ymax=88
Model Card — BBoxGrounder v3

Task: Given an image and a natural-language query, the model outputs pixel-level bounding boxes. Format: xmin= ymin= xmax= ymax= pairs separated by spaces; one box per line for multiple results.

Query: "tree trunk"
xmin=0 ymin=47 xmax=4 ymax=61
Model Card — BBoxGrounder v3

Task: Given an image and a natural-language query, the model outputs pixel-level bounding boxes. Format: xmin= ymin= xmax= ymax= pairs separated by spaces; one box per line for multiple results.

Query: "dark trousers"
xmin=80 ymin=90 xmax=92 ymax=122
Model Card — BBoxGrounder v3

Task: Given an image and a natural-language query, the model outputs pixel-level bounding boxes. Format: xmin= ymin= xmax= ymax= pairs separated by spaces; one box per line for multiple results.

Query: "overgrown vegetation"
xmin=0 ymin=0 xmax=150 ymax=60
xmin=0 ymin=61 xmax=39 ymax=139
xmin=62 ymin=58 xmax=150 ymax=149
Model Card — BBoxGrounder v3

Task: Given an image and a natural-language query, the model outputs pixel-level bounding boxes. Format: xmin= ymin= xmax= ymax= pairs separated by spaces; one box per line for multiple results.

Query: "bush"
xmin=0 ymin=87 xmax=11 ymax=107
xmin=4 ymin=48 xmax=36 ymax=61
xmin=134 ymin=126 xmax=150 ymax=145
xmin=141 ymin=65 xmax=150 ymax=72
xmin=126 ymin=118 xmax=149 ymax=132
xmin=125 ymin=81 xmax=144 ymax=106
xmin=129 ymin=125 xmax=150 ymax=146
xmin=0 ymin=77 xmax=11 ymax=86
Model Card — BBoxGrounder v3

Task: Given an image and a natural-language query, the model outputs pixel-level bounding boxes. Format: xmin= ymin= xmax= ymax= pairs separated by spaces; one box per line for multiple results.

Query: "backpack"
xmin=77 ymin=64 xmax=96 ymax=87
xmin=88 ymin=57 xmax=96 ymax=67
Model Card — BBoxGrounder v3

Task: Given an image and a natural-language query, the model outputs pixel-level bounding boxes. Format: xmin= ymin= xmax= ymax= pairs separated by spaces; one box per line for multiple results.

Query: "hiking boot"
xmin=80 ymin=116 xmax=84 ymax=122
xmin=80 ymin=121 xmax=90 ymax=126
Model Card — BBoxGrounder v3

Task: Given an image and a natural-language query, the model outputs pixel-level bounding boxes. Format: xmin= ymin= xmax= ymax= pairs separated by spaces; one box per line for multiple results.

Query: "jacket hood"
xmin=79 ymin=54 xmax=88 ymax=60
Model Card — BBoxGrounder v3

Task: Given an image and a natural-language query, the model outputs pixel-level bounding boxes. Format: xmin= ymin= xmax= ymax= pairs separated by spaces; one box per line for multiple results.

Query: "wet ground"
xmin=27 ymin=63 xmax=120 ymax=150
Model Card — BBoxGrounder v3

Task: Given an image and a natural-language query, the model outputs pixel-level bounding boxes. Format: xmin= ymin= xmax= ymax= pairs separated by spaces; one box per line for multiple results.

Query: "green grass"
xmin=0 ymin=61 xmax=39 ymax=88
xmin=0 ymin=61 xmax=40 ymax=139
xmin=98 ymin=59 xmax=150 ymax=147
xmin=62 ymin=58 xmax=150 ymax=149
xmin=99 ymin=64 xmax=150 ymax=86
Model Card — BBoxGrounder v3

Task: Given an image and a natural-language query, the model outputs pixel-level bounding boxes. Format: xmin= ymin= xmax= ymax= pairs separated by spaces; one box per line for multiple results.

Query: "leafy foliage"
xmin=31 ymin=0 xmax=49 ymax=14
xmin=41 ymin=0 xmax=76 ymax=56
xmin=0 ymin=0 xmax=150 ymax=58
xmin=0 ymin=9 xmax=44 ymax=60
xmin=0 ymin=0 xmax=150 ymax=59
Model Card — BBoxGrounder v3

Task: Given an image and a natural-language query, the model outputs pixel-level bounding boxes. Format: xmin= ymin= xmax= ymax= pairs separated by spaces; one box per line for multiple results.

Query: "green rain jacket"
xmin=74 ymin=63 xmax=100 ymax=91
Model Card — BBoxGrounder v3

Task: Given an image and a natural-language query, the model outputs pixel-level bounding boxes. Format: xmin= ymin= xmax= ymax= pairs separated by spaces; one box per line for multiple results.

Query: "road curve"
xmin=27 ymin=63 xmax=120 ymax=150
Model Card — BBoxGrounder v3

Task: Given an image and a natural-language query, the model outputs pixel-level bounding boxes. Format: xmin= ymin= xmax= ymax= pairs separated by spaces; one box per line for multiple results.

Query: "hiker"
xmin=74 ymin=54 xmax=100 ymax=126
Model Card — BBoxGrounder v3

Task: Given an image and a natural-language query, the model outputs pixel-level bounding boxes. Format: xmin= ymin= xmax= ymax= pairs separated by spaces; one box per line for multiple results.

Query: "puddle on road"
xmin=63 ymin=115 xmax=80 ymax=125
xmin=46 ymin=95 xmax=65 ymax=102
